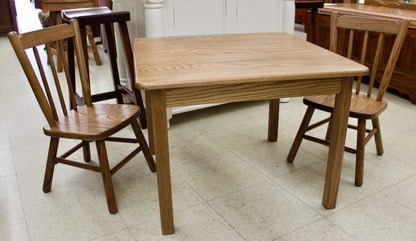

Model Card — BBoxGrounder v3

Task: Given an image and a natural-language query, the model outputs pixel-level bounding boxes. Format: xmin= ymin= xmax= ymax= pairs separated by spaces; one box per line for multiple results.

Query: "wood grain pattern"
xmin=323 ymin=77 xmax=353 ymax=208
xmin=304 ymin=94 xmax=387 ymax=119
xmin=134 ymin=33 xmax=368 ymax=90
xmin=43 ymin=104 xmax=140 ymax=140
xmin=149 ymin=90 xmax=174 ymax=235
xmin=165 ymin=78 xmax=343 ymax=107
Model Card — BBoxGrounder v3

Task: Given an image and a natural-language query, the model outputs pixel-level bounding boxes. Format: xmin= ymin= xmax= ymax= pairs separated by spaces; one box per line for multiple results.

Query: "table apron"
xmin=164 ymin=78 xmax=343 ymax=107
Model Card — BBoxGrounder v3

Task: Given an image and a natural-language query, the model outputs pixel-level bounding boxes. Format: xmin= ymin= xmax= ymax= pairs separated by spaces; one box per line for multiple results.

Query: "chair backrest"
xmin=8 ymin=20 xmax=91 ymax=128
xmin=329 ymin=13 xmax=409 ymax=101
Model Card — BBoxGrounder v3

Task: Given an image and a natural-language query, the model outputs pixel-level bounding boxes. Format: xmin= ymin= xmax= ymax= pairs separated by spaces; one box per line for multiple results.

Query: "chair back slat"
xmin=34 ymin=45 xmax=61 ymax=120
xmin=367 ymin=33 xmax=385 ymax=97
xmin=58 ymin=39 xmax=78 ymax=110
xmin=356 ymin=31 xmax=369 ymax=94
xmin=48 ymin=42 xmax=70 ymax=115
xmin=376 ymin=20 xmax=409 ymax=100
xmin=347 ymin=29 xmax=354 ymax=59
xmin=8 ymin=20 xmax=91 ymax=127
xmin=330 ymin=13 xmax=409 ymax=101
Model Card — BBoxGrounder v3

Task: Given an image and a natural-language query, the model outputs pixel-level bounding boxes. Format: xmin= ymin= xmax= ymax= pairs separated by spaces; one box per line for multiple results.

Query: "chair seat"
xmin=43 ymin=104 xmax=140 ymax=140
xmin=304 ymin=93 xmax=388 ymax=119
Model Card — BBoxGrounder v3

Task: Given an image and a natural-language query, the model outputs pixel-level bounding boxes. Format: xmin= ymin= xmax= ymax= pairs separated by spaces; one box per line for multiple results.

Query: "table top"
xmin=322 ymin=3 xmax=416 ymax=23
xmin=134 ymin=32 xmax=368 ymax=90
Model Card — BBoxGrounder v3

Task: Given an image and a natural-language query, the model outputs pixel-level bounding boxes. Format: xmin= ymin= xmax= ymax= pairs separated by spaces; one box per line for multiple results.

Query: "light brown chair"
xmin=287 ymin=13 xmax=409 ymax=186
xmin=8 ymin=20 xmax=156 ymax=214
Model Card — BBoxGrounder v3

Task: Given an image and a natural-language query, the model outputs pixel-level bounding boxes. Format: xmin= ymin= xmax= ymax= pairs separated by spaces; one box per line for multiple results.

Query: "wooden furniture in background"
xmin=288 ymin=14 xmax=409 ymax=186
xmin=38 ymin=0 xmax=102 ymax=72
xmin=61 ymin=7 xmax=148 ymax=128
xmin=304 ymin=3 xmax=416 ymax=104
xmin=134 ymin=32 xmax=368 ymax=234
xmin=295 ymin=0 xmax=324 ymax=44
xmin=8 ymin=20 xmax=155 ymax=214
xmin=0 ymin=0 xmax=18 ymax=34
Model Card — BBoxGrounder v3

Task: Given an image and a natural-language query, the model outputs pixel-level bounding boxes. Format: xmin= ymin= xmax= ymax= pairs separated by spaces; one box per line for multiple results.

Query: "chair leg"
xmin=355 ymin=119 xmax=366 ymax=187
xmin=372 ymin=117 xmax=384 ymax=155
xmin=86 ymin=25 xmax=102 ymax=66
xmin=131 ymin=120 xmax=156 ymax=172
xmin=43 ymin=137 xmax=59 ymax=193
xmin=82 ymin=141 xmax=91 ymax=163
xmin=96 ymin=140 xmax=118 ymax=214
xmin=118 ymin=21 xmax=147 ymax=129
xmin=287 ymin=106 xmax=315 ymax=163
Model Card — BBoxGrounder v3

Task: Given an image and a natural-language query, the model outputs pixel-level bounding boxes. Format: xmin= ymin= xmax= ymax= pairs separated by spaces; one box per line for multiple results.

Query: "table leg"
xmin=322 ymin=77 xmax=353 ymax=209
xmin=150 ymin=90 xmax=175 ymax=234
xmin=268 ymin=99 xmax=280 ymax=142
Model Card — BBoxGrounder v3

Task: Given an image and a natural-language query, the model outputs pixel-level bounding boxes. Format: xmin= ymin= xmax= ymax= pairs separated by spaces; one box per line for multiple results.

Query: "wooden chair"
xmin=287 ymin=14 xmax=409 ymax=186
xmin=8 ymin=20 xmax=156 ymax=214
xmin=40 ymin=0 xmax=102 ymax=72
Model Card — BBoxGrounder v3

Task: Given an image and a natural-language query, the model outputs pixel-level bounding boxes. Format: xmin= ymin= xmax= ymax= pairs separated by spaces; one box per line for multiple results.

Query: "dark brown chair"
xmin=61 ymin=7 xmax=148 ymax=128
xmin=287 ymin=13 xmax=409 ymax=186
xmin=8 ymin=20 xmax=156 ymax=214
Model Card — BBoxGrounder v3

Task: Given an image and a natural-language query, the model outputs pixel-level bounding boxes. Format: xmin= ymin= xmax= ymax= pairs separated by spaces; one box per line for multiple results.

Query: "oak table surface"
xmin=133 ymin=32 xmax=368 ymax=235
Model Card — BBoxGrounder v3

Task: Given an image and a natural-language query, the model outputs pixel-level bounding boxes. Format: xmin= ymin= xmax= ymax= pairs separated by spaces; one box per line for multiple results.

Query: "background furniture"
xmin=8 ymin=21 xmax=156 ymax=214
xmin=288 ymin=14 xmax=409 ymax=186
xmin=113 ymin=0 xmax=296 ymax=122
xmin=37 ymin=0 xmax=102 ymax=72
xmin=295 ymin=0 xmax=324 ymax=43
xmin=0 ymin=0 xmax=18 ymax=34
xmin=304 ymin=3 xmax=416 ymax=104
xmin=62 ymin=7 xmax=148 ymax=128
xmin=134 ymin=32 xmax=368 ymax=234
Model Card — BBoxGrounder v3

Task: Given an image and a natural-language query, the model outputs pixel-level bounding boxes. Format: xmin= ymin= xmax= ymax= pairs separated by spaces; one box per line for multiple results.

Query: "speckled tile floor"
xmin=1 ymin=1 xmax=416 ymax=240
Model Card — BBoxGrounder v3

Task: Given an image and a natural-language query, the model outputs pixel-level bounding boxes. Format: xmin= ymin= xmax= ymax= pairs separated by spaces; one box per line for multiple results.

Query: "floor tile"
xmin=209 ymin=181 xmax=322 ymax=240
xmin=327 ymin=192 xmax=416 ymax=241
xmin=129 ymin=204 xmax=245 ymax=241
xmin=92 ymin=228 xmax=136 ymax=241
xmin=233 ymin=139 xmax=323 ymax=179
xmin=281 ymin=218 xmax=356 ymax=241
xmin=0 ymin=147 xmax=15 ymax=177
xmin=383 ymin=175 xmax=416 ymax=212
xmin=18 ymin=163 xmax=102 ymax=209
xmin=174 ymin=152 xmax=268 ymax=201
xmin=0 ymin=175 xmax=30 ymax=241
xmin=274 ymin=161 xmax=377 ymax=216
xmin=25 ymin=188 xmax=127 ymax=241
